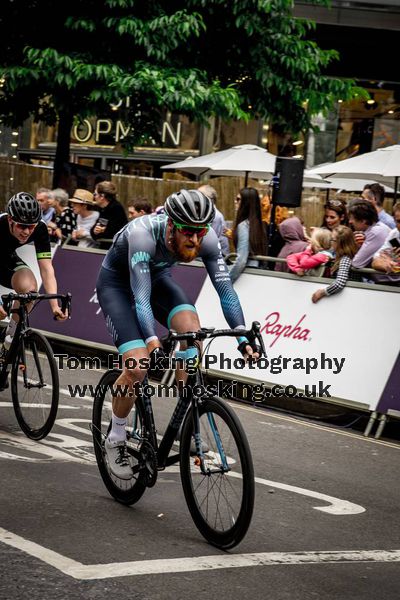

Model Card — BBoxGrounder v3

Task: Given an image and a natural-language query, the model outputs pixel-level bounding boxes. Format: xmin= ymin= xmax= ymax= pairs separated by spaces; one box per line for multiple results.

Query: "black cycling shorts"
xmin=0 ymin=254 xmax=31 ymax=289
xmin=96 ymin=267 xmax=197 ymax=353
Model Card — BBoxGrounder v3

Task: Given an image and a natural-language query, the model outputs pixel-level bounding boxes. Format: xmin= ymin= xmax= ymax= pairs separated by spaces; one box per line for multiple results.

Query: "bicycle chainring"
xmin=139 ymin=439 xmax=158 ymax=488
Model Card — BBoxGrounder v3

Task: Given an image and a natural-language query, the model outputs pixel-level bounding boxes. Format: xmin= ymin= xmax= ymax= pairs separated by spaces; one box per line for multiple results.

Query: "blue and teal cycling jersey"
xmin=101 ymin=213 xmax=246 ymax=342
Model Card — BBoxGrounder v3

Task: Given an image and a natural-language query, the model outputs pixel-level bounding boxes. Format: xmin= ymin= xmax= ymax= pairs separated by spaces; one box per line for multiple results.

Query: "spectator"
xmin=198 ymin=184 xmax=230 ymax=255
xmin=311 ymin=225 xmax=361 ymax=303
xmin=91 ymin=181 xmax=128 ymax=249
xmin=348 ymin=199 xmax=391 ymax=269
xmin=275 ymin=216 xmax=308 ymax=273
xmin=127 ymin=198 xmax=153 ymax=220
xmin=371 ymin=201 xmax=400 ymax=286
xmin=69 ymin=189 xmax=100 ymax=248
xmin=36 ymin=187 xmax=55 ymax=225
xmin=287 ymin=227 xmax=333 ymax=277
xmin=47 ymin=188 xmax=76 ymax=242
xmin=321 ymin=198 xmax=348 ymax=230
xmin=229 ymin=187 xmax=268 ymax=283
xmin=362 ymin=183 xmax=396 ymax=229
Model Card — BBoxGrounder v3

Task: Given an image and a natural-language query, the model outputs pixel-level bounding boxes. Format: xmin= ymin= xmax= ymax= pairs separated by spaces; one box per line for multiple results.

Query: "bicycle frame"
xmin=127 ymin=320 xmax=266 ymax=477
xmin=0 ymin=292 xmax=71 ymax=390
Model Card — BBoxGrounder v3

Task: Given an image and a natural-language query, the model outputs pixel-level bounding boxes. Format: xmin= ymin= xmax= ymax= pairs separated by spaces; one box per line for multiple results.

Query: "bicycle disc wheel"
xmin=11 ymin=329 xmax=59 ymax=440
xmin=92 ymin=369 xmax=147 ymax=505
xmin=180 ymin=397 xmax=255 ymax=549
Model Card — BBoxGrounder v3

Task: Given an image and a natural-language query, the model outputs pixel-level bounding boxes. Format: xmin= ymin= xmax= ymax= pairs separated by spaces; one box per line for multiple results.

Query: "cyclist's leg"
xmin=97 ymin=266 xmax=149 ymax=419
xmin=97 ymin=267 xmax=149 ymax=478
xmin=4 ymin=258 xmax=37 ymax=341
xmin=151 ymin=273 xmax=201 ymax=385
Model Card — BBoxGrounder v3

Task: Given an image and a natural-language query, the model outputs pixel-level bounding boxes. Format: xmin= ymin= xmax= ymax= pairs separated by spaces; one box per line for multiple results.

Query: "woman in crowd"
xmin=275 ymin=216 xmax=308 ymax=273
xmin=311 ymin=225 xmax=361 ymax=303
xmin=229 ymin=187 xmax=268 ymax=283
xmin=287 ymin=227 xmax=333 ymax=277
xmin=321 ymin=198 xmax=348 ymax=230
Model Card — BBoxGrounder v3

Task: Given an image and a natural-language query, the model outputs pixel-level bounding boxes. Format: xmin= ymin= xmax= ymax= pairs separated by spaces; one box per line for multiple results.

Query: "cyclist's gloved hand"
xmin=148 ymin=347 xmax=169 ymax=379
xmin=238 ymin=340 xmax=262 ymax=363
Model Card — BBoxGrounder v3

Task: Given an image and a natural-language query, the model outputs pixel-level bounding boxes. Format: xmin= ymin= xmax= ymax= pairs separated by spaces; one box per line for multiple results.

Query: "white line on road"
xmin=0 ymin=527 xmax=399 ymax=580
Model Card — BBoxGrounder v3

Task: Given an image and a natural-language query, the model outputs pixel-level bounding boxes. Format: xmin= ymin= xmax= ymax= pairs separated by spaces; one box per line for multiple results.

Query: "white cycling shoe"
xmin=104 ymin=439 xmax=133 ymax=480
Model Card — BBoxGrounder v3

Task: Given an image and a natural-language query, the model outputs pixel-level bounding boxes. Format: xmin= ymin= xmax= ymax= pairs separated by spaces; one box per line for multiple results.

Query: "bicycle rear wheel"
xmin=92 ymin=369 xmax=147 ymax=505
xmin=180 ymin=397 xmax=255 ymax=549
xmin=11 ymin=329 xmax=59 ymax=440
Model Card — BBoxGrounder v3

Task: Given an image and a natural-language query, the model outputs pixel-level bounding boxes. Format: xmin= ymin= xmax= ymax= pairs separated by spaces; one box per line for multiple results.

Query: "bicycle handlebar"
xmin=160 ymin=321 xmax=267 ymax=357
xmin=0 ymin=292 xmax=72 ymax=317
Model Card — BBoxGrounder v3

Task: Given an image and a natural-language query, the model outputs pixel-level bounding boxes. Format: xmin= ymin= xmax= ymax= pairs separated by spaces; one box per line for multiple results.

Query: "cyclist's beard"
xmin=170 ymin=234 xmax=201 ymax=262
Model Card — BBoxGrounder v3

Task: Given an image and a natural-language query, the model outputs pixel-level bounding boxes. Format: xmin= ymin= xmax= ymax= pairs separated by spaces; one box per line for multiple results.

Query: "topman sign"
xmin=72 ymin=118 xmax=182 ymax=147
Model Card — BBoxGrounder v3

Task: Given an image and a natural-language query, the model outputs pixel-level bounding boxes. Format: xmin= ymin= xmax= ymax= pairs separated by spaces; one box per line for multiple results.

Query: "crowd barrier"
xmin=1 ymin=243 xmax=399 ymax=438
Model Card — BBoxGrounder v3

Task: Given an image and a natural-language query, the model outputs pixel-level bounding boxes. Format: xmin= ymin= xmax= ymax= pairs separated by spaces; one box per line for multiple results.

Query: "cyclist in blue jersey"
xmin=96 ymin=189 xmax=260 ymax=478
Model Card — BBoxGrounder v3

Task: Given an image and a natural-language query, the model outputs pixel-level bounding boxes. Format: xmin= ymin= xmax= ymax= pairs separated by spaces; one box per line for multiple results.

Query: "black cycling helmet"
xmin=7 ymin=192 xmax=41 ymax=225
xmin=164 ymin=189 xmax=215 ymax=226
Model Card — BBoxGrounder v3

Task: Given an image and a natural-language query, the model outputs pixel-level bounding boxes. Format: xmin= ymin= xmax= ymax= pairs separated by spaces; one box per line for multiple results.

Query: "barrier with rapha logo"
xmin=195 ymin=271 xmax=400 ymax=414
xmin=10 ymin=244 xmax=400 ymax=415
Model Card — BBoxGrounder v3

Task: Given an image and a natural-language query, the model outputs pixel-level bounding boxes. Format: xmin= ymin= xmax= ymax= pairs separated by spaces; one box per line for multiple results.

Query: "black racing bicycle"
xmin=0 ymin=292 xmax=72 ymax=440
xmin=92 ymin=321 xmax=266 ymax=549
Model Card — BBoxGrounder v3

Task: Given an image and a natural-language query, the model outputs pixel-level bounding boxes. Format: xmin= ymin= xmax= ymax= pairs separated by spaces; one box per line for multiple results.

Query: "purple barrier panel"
xmin=376 ymin=352 xmax=400 ymax=414
xmin=29 ymin=247 xmax=207 ymax=348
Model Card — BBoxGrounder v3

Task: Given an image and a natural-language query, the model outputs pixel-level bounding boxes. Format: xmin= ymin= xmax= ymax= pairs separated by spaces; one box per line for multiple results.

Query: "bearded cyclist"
xmin=96 ymin=189 xmax=259 ymax=479
xmin=0 ymin=192 xmax=68 ymax=349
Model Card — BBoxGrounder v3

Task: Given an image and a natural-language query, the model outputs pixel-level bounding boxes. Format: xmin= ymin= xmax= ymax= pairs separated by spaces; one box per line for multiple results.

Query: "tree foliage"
xmin=0 ymin=0 xmax=365 ymax=157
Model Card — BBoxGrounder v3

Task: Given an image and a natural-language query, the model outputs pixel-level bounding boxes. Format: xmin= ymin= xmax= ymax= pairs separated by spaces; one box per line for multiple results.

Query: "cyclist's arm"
xmin=128 ymin=229 xmax=159 ymax=351
xmin=34 ymin=223 xmax=66 ymax=319
xmin=37 ymin=259 xmax=66 ymax=319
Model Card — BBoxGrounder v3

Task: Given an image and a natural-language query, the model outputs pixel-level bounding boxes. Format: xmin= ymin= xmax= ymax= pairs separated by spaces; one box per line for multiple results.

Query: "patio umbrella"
xmin=308 ymin=144 xmax=400 ymax=199
xmin=325 ymin=178 xmax=395 ymax=193
xmin=161 ymin=144 xmax=277 ymax=185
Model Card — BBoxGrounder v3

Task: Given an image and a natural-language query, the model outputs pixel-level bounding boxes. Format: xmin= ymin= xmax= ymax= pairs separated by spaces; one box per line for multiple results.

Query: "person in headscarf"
xmin=275 ymin=216 xmax=308 ymax=273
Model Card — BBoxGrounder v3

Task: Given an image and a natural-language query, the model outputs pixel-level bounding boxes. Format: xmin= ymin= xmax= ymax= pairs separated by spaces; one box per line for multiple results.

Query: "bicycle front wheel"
xmin=180 ymin=397 xmax=255 ymax=549
xmin=11 ymin=329 xmax=59 ymax=440
xmin=92 ymin=369 xmax=147 ymax=505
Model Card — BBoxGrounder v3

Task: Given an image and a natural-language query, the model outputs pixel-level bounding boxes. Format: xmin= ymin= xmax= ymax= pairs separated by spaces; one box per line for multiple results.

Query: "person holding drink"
xmin=91 ymin=181 xmax=128 ymax=249
xmin=371 ymin=201 xmax=400 ymax=285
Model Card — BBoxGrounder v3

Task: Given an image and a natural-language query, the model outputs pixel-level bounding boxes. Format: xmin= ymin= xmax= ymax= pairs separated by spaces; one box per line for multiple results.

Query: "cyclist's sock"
xmin=107 ymin=412 xmax=127 ymax=443
xmin=3 ymin=335 xmax=13 ymax=351
xmin=5 ymin=318 xmax=16 ymax=338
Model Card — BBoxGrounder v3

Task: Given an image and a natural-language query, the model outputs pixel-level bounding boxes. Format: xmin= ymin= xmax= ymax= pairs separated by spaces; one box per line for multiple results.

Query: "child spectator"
xmin=275 ymin=216 xmax=308 ymax=273
xmin=287 ymin=227 xmax=333 ymax=277
xmin=311 ymin=225 xmax=361 ymax=303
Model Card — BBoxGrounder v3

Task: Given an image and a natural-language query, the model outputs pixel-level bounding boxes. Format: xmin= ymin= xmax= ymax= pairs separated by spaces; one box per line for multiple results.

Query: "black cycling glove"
xmin=148 ymin=347 xmax=169 ymax=379
xmin=237 ymin=340 xmax=262 ymax=358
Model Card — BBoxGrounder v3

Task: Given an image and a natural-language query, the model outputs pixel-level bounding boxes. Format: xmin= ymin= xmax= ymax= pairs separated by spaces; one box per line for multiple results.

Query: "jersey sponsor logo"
xmin=131 ymin=251 xmax=151 ymax=268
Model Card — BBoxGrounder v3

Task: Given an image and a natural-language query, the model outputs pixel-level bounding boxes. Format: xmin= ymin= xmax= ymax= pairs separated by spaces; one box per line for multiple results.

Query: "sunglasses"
xmin=173 ymin=221 xmax=210 ymax=238
xmin=325 ymin=200 xmax=345 ymax=208
xmin=14 ymin=222 xmax=37 ymax=230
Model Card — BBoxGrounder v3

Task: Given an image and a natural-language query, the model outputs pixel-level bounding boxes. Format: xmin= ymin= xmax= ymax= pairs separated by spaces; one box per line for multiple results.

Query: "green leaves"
xmin=0 ymin=0 xmax=364 ymax=146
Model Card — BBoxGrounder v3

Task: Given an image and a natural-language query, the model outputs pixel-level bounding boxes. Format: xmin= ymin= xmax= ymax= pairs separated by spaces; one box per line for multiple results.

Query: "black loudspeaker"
xmin=271 ymin=157 xmax=304 ymax=207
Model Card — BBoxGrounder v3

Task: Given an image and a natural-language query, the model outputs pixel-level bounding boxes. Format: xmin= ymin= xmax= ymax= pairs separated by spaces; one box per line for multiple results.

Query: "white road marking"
xmin=0 ymin=527 xmax=399 ymax=580
xmin=245 ymin=472 xmax=364 ymax=515
xmin=0 ymin=416 xmax=366 ymax=515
